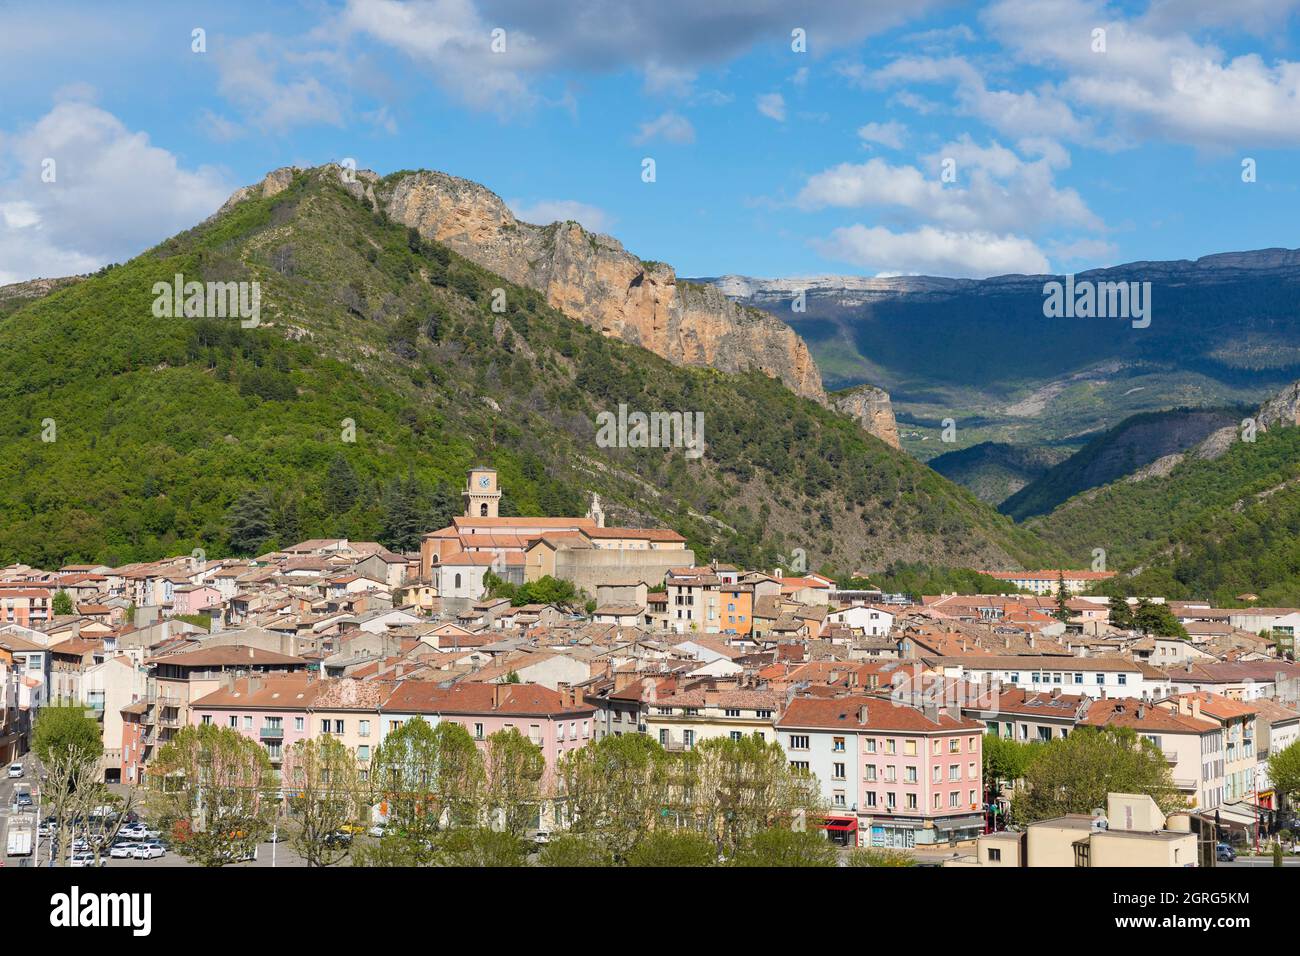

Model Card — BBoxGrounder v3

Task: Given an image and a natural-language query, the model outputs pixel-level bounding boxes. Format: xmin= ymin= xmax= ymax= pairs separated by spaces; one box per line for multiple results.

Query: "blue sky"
xmin=3 ymin=0 xmax=1300 ymax=284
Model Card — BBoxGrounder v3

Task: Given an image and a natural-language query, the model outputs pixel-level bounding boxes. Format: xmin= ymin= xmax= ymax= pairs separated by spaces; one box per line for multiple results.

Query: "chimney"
xmin=645 ymin=677 xmax=658 ymax=704
xmin=493 ymin=683 xmax=508 ymax=710
xmin=247 ymin=675 xmax=264 ymax=694
xmin=1028 ymin=634 xmax=1035 ymax=649
xmin=858 ymin=703 xmax=869 ymax=724
xmin=1191 ymin=697 xmax=1201 ymax=721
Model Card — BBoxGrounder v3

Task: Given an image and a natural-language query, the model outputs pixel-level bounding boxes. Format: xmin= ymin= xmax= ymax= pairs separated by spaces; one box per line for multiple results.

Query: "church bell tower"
xmin=464 ymin=466 xmax=501 ymax=518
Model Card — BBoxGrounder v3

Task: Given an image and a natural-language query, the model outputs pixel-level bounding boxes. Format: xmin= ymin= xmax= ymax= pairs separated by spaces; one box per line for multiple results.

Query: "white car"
xmin=109 ymin=842 xmax=135 ymax=859
xmin=368 ymin=823 xmax=387 ymax=838
xmin=6 ymin=762 xmax=22 ymax=778
xmin=69 ymin=851 xmax=102 ymax=867
xmin=119 ymin=823 xmax=148 ymax=840
xmin=533 ymin=831 xmax=551 ymax=845
xmin=132 ymin=842 xmax=166 ymax=860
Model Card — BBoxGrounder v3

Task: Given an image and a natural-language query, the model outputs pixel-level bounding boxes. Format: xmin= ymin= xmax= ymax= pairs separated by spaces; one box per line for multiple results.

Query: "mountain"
xmin=1025 ymin=380 xmax=1300 ymax=602
xmin=830 ymin=384 xmax=899 ymax=449
xmin=0 ymin=164 xmax=1053 ymax=573
xmin=998 ymin=407 xmax=1244 ymax=521
xmin=698 ymin=252 xmax=1300 ymax=453
xmin=928 ymin=441 xmax=1070 ymax=506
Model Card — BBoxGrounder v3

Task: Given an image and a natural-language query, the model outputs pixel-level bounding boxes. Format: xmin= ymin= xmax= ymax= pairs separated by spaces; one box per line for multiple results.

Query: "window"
xmin=864 ymin=792 xmax=877 ymax=807
xmin=244 ymin=716 xmax=252 ymax=730
xmin=833 ymin=790 xmax=846 ymax=808
xmin=865 ymin=765 xmax=877 ymax=782
xmin=970 ymin=790 xmax=977 ymax=805
xmin=334 ymin=720 xmax=344 ymax=734
xmin=789 ymin=735 xmax=810 ymax=750
xmin=321 ymin=719 xmax=330 ymax=734
xmin=454 ymin=573 xmax=462 ymax=589
xmin=988 ymin=847 xmax=1002 ymax=862
xmin=833 ymin=736 xmax=846 ymax=752
xmin=949 ymin=738 xmax=960 ymax=754
xmin=201 ymin=715 xmax=212 ymax=725
xmin=886 ymin=792 xmax=896 ymax=809
xmin=357 ymin=745 xmax=370 ymax=761
xmin=1117 ymin=674 xmax=1127 ymax=686
xmin=968 ymin=762 xmax=977 ymax=779
xmin=884 ymin=765 xmax=896 ymax=783
xmin=265 ymin=741 xmax=281 ymax=760
xmin=833 ymin=762 xmax=846 ymax=780
xmin=904 ymin=739 xmax=917 ymax=756
xmin=725 ymin=708 xmax=741 ymax=717
xmin=1095 ymin=673 xmax=1105 ymax=684
xmin=730 ymin=731 xmax=743 ymax=741
xmin=932 ymin=765 xmax=941 ymax=783
xmin=950 ymin=791 xmax=960 ymax=808
xmin=756 ymin=709 xmax=772 ymax=719
xmin=905 ymin=766 xmax=917 ymax=783
xmin=949 ymin=764 xmax=959 ymax=781
xmin=659 ymin=729 xmax=669 ymax=746
xmin=968 ymin=736 xmax=978 ymax=752
xmin=906 ymin=793 xmax=917 ymax=810
xmin=359 ymin=720 xmax=370 ymax=738
xmin=790 ymin=760 xmax=810 ymax=773
xmin=885 ymin=738 xmax=897 ymax=754
xmin=683 ymin=729 xmax=695 ymax=748
xmin=294 ymin=717 xmax=304 ymax=731
xmin=229 ymin=716 xmax=238 ymax=728
xmin=864 ymin=738 xmax=877 ymax=753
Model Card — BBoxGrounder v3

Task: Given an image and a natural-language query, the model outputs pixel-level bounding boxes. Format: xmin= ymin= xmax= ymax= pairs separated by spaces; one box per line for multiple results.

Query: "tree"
xmin=147 ymin=724 xmax=274 ymax=866
xmin=282 ymin=735 xmax=364 ymax=867
xmin=51 ymin=590 xmax=74 ymax=616
xmin=1054 ymin=571 xmax=1071 ymax=621
xmin=731 ymin=827 xmax=837 ymax=867
xmin=983 ymin=734 xmax=1038 ymax=800
xmin=685 ymin=734 xmax=825 ymax=855
xmin=361 ymin=718 xmax=484 ymax=865
xmin=847 ymin=847 xmax=916 ymax=867
xmin=1267 ymin=739 xmax=1300 ymax=811
xmin=226 ymin=487 xmax=274 ymax=555
xmin=555 ymin=733 xmax=673 ymax=860
xmin=484 ymin=728 xmax=545 ymax=837
xmin=1018 ymin=726 xmax=1181 ymax=822
xmin=1108 ymin=594 xmax=1133 ymax=630
xmin=624 ymin=828 xmax=717 ymax=867
xmin=1132 ymin=598 xmax=1189 ymax=638
xmin=537 ymin=834 xmax=614 ymax=867
xmin=435 ymin=828 xmax=528 ymax=866
xmin=32 ymin=705 xmax=132 ymax=867
xmin=324 ymin=453 xmax=360 ymax=517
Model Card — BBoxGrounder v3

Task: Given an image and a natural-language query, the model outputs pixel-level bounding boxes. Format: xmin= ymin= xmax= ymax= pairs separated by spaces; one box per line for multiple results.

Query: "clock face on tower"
xmin=479 ymin=476 xmax=490 ymax=489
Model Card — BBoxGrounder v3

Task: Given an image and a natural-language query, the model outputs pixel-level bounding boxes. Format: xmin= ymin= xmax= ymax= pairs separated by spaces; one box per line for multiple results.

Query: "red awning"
xmin=819 ymin=817 xmax=858 ymax=831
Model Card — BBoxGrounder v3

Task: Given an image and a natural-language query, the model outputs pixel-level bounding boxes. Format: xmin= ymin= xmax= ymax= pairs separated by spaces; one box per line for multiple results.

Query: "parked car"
xmin=532 ymin=831 xmax=551 ymax=845
xmin=69 ymin=851 xmax=102 ymax=867
xmin=1216 ymin=843 xmax=1236 ymax=862
xmin=7 ymin=762 xmax=22 ymax=778
xmin=119 ymin=823 xmax=148 ymax=840
xmin=14 ymin=791 xmax=32 ymax=809
xmin=109 ymin=842 xmax=135 ymax=859
xmin=132 ymin=842 xmax=166 ymax=860
xmin=338 ymin=823 xmax=368 ymax=835
xmin=37 ymin=819 xmax=57 ymax=838
xmin=324 ymin=831 xmax=353 ymax=847
xmin=368 ymin=823 xmax=387 ymax=838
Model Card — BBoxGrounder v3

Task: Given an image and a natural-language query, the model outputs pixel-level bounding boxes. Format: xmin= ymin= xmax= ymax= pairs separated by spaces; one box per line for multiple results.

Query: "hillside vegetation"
xmin=0 ymin=168 xmax=1054 ymax=573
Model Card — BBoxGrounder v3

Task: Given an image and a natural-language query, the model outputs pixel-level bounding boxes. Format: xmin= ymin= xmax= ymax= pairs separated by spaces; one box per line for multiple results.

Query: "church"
xmin=420 ymin=467 xmax=694 ymax=604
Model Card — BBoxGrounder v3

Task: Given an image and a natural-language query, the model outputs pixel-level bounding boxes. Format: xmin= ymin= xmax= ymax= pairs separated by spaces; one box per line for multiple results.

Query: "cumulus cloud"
xmin=814 ymin=224 xmax=1051 ymax=277
xmin=795 ymin=137 xmax=1102 ymax=235
xmin=338 ymin=0 xmax=943 ymax=110
xmin=633 ymin=111 xmax=696 ymax=144
xmin=982 ymin=0 xmax=1300 ymax=147
xmin=0 ymin=100 xmax=232 ymax=284
xmin=757 ymin=93 xmax=786 ymax=121
xmin=857 ymin=120 xmax=907 ymax=149
xmin=508 ymin=198 xmax=614 ymax=233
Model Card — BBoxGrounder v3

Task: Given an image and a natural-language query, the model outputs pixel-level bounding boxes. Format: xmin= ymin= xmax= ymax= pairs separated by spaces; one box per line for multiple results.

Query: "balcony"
xmin=260 ymin=726 xmax=285 ymax=740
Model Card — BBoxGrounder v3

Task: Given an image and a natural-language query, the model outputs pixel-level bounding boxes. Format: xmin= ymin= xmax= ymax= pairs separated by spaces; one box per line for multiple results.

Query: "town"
xmin=3 ymin=466 xmax=1298 ymax=869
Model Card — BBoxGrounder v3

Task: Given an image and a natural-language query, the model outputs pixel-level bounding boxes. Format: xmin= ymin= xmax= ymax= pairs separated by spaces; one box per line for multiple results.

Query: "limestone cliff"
xmin=376 ymin=170 xmax=825 ymax=401
xmin=830 ymin=384 xmax=900 ymax=448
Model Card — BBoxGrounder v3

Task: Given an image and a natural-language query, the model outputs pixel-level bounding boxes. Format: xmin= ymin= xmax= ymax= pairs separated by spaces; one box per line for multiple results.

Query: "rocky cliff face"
xmin=1257 ymin=380 xmax=1300 ymax=431
xmin=830 ymin=384 xmax=900 ymax=448
xmin=377 ymin=170 xmax=825 ymax=401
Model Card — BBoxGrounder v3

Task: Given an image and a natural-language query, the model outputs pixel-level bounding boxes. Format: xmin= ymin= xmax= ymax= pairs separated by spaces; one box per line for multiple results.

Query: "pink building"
xmin=172 ymin=585 xmax=222 ymax=616
xmin=190 ymin=675 xmax=323 ymax=767
xmin=778 ymin=695 xmax=985 ymax=848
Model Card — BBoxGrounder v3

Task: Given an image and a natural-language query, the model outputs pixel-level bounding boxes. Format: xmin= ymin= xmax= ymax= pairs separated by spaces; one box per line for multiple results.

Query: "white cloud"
xmin=857 ymin=121 xmax=907 ymax=149
xmin=814 ymin=224 xmax=1050 ymax=277
xmin=633 ymin=111 xmax=696 ymax=145
xmin=0 ymin=100 xmax=232 ymax=284
xmin=508 ymin=198 xmax=614 ymax=233
xmin=795 ymin=137 xmax=1101 ymax=235
xmin=757 ymin=93 xmax=786 ymax=122
xmin=214 ymin=35 xmax=348 ymax=132
xmin=983 ymin=0 xmax=1300 ymax=147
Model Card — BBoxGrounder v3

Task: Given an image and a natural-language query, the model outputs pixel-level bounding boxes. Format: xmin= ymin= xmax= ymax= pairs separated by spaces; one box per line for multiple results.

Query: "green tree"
xmin=435 ymin=827 xmax=527 ymax=866
xmin=625 ymin=828 xmax=717 ymax=867
xmin=1108 ymin=594 xmax=1133 ymax=630
xmin=731 ymin=827 xmax=837 ymax=867
xmin=847 ymin=847 xmax=916 ymax=867
xmin=1266 ymin=739 xmax=1300 ymax=811
xmin=32 ymin=703 xmax=103 ymax=764
xmin=324 ymin=453 xmax=360 ymax=518
xmin=1018 ymin=726 xmax=1181 ymax=822
xmin=983 ymin=734 xmax=1038 ymax=798
xmin=51 ymin=589 xmax=74 ymax=616
xmin=226 ymin=487 xmax=274 ymax=555
xmin=146 ymin=724 xmax=274 ymax=867
xmin=484 ymin=728 xmax=545 ymax=837
xmin=1132 ymin=598 xmax=1189 ymax=638
xmin=361 ymin=718 xmax=484 ymax=865
xmin=537 ymin=834 xmax=614 ymax=867
xmin=556 ymin=733 xmax=672 ymax=860
xmin=1054 ymin=571 xmax=1070 ymax=621
xmin=282 ymin=735 xmax=364 ymax=867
